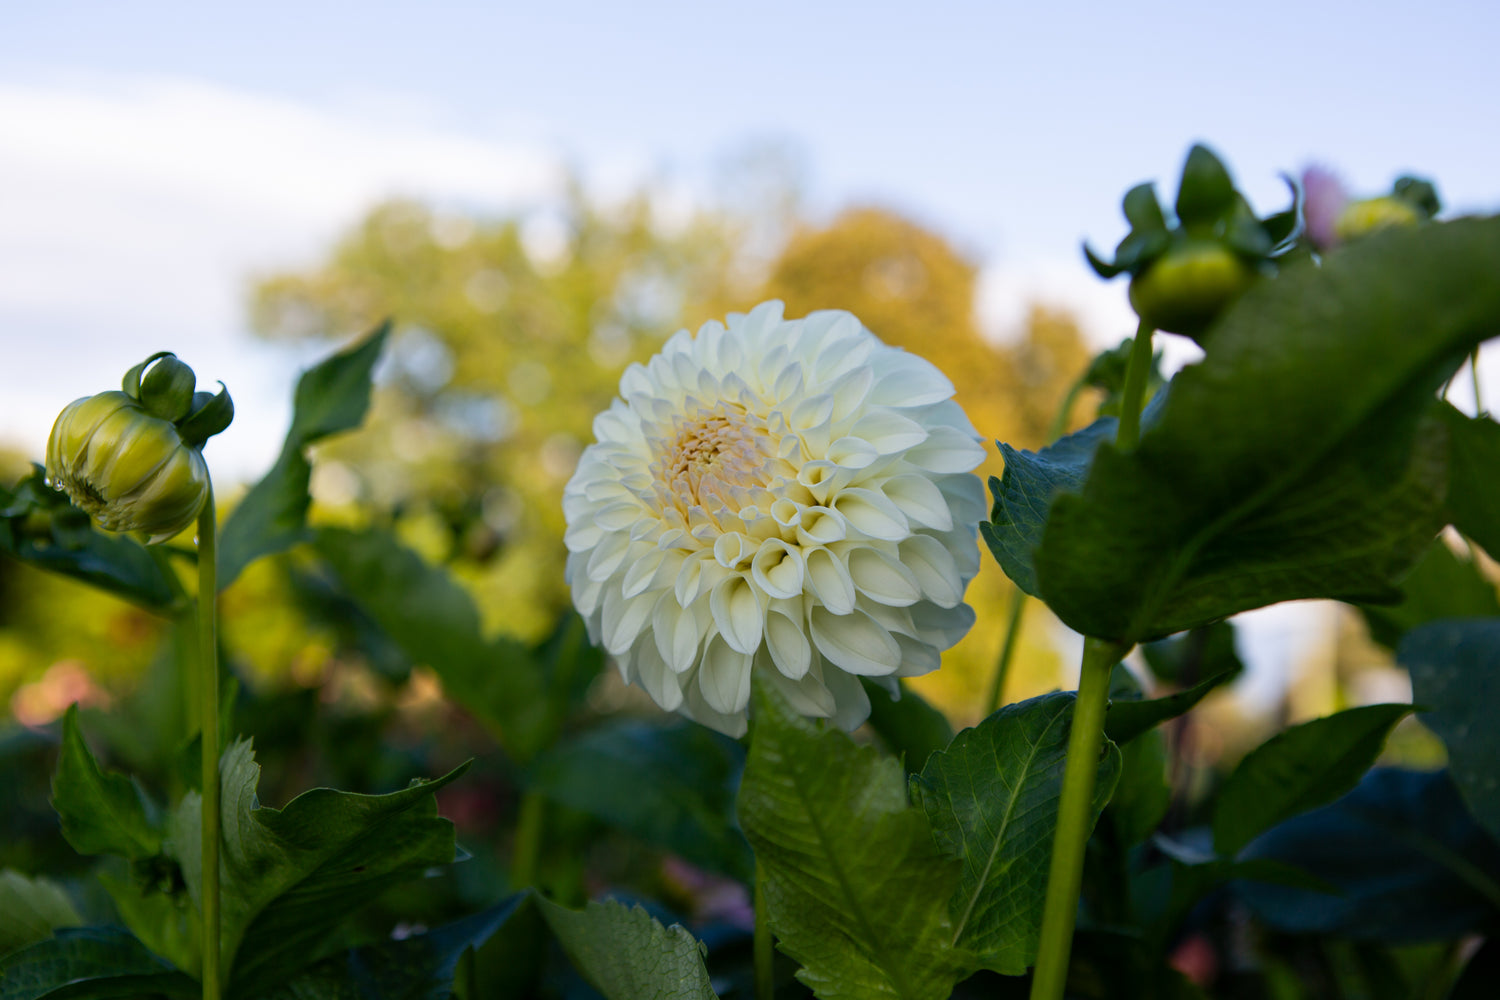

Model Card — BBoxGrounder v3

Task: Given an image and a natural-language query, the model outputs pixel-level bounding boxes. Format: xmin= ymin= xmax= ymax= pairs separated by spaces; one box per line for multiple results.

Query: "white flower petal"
xmin=850 ymin=410 xmax=929 ymax=455
xmin=882 ymin=474 xmax=954 ymax=532
xmin=633 ymin=637 xmax=685 ymax=711
xmin=699 ymin=635 xmax=754 ymax=715
xmin=763 ymin=656 xmax=837 ymax=717
xmin=899 ymin=534 xmax=964 ymax=608
xmin=766 ymin=608 xmax=813 ymax=680
xmin=805 ymin=547 xmax=856 ymax=616
xmin=602 ymin=584 xmax=657 ymax=656
xmin=710 ymin=575 xmax=764 ymax=654
xmin=902 ymin=425 xmax=987 ymax=474
xmin=751 ymin=538 xmax=805 ymax=601
xmin=830 ymin=488 xmax=908 ymax=541
xmin=810 ymin=607 xmax=902 ymax=676
xmin=847 ymin=546 xmax=922 ymax=607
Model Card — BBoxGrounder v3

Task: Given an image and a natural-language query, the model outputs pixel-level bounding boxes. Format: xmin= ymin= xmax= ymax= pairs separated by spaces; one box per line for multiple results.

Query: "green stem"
xmin=1029 ymin=637 xmax=1125 ymax=1000
xmin=984 ymin=589 xmax=1028 ymax=714
xmin=1047 ymin=376 xmax=1088 ymax=442
xmin=1116 ymin=323 xmax=1155 ymax=451
xmin=197 ymin=490 xmax=220 ymax=1000
xmin=754 ymin=863 xmax=774 ymax=1000
xmin=510 ymin=789 xmax=546 ymax=888
xmin=1472 ymin=347 xmax=1484 ymax=414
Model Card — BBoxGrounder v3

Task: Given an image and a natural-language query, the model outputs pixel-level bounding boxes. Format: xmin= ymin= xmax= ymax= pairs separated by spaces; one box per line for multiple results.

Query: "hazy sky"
xmin=3 ymin=0 xmax=1494 ymax=703
xmin=4 ymin=0 xmax=1496 ymax=480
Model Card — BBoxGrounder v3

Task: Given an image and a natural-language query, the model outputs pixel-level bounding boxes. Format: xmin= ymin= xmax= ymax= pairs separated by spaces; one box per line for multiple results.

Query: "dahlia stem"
xmin=1029 ymin=637 xmax=1124 ymax=1000
xmin=984 ymin=588 xmax=1028 ymax=714
xmin=196 ymin=488 xmax=221 ymax=1000
xmin=510 ymin=789 xmax=546 ymax=888
xmin=1116 ymin=323 xmax=1155 ymax=451
xmin=1472 ymin=347 xmax=1484 ymax=414
xmin=754 ymin=862 xmax=774 ymax=1000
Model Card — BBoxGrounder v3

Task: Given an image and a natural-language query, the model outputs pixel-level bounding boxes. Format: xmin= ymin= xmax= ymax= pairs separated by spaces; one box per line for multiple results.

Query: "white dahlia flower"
xmin=563 ymin=301 xmax=986 ymax=737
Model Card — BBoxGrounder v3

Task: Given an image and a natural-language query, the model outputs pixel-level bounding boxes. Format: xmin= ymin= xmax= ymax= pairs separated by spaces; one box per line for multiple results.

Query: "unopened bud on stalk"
xmin=45 ymin=353 xmax=232 ymax=542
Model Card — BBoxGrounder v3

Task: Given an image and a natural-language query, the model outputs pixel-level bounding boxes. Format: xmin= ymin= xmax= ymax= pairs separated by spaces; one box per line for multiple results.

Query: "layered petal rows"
xmin=563 ymin=301 xmax=985 ymax=735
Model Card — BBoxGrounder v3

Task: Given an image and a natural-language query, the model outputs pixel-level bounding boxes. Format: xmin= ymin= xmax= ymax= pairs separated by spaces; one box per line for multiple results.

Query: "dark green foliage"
xmin=911 ymin=692 xmax=1120 ymax=974
xmin=1238 ymin=769 xmax=1500 ymax=941
xmin=0 ymin=871 xmax=81 ymax=958
xmin=49 ymin=706 xmax=162 ymax=860
xmin=1212 ymin=704 xmax=1412 ymax=857
xmin=527 ymin=720 xmax=753 ymax=881
xmin=0 ymin=466 xmax=182 ymax=613
xmin=861 ymin=678 xmax=955 ymax=775
xmin=218 ymin=323 xmax=389 ymax=590
xmin=311 ymin=527 xmax=566 ymax=761
xmin=0 ymin=927 xmax=198 ymax=1000
xmin=1401 ymin=619 xmax=1500 ymax=840
xmin=258 ymin=897 xmax=527 ymax=1000
xmin=1360 ymin=540 xmax=1499 ymax=649
xmin=1441 ymin=405 xmax=1500 ymax=559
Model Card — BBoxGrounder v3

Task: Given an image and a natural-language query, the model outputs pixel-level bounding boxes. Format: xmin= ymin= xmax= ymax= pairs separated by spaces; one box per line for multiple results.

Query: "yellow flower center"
xmin=652 ymin=403 xmax=782 ymax=521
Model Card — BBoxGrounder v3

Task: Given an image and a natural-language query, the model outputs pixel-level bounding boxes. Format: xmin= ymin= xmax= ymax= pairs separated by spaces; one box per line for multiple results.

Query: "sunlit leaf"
xmin=218 ymin=323 xmax=389 ymax=590
xmin=911 ymin=692 xmax=1120 ymax=974
xmin=0 ymin=871 xmax=81 ymax=958
xmin=738 ymin=680 xmax=968 ymax=1000
xmin=538 ymin=897 xmax=717 ymax=1000
xmin=166 ymin=740 xmax=467 ymax=992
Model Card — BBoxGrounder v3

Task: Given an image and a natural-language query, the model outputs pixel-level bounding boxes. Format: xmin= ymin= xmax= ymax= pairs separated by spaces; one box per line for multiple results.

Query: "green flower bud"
xmin=46 ymin=390 xmax=209 ymax=542
xmin=1334 ymin=196 xmax=1422 ymax=244
xmin=1128 ymin=239 xmax=1256 ymax=340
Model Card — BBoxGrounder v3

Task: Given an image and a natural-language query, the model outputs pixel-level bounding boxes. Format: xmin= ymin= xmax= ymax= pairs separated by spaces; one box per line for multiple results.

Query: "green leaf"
xmin=1359 ymin=540 xmax=1499 ymax=649
xmin=1122 ymin=183 xmax=1168 ymax=233
xmin=0 ymin=871 xmax=81 ymax=958
xmin=310 ymin=527 xmax=552 ymax=760
xmin=738 ymin=680 xmax=968 ymax=1000
xmin=1107 ymin=729 xmax=1171 ymax=846
xmin=1104 ymin=664 xmax=1241 ymax=746
xmin=1400 ymin=619 xmax=1500 ymax=840
xmin=538 ymin=898 xmax=717 ymax=1000
xmin=1441 ymin=405 xmax=1500 ymax=559
xmin=861 ymin=678 xmax=954 ymax=775
xmin=257 ymin=897 xmax=528 ymax=1000
xmin=167 ymin=739 xmax=468 ymax=992
xmin=1174 ymin=144 xmax=1236 ymax=227
xmin=1238 ymin=769 xmax=1500 ymax=942
xmin=982 ymin=418 xmax=1117 ymax=597
xmin=1034 ymin=218 xmax=1500 ymax=642
xmin=1212 ymin=703 xmax=1412 ymax=857
xmin=217 ymin=323 xmax=389 ymax=590
xmin=527 ymin=720 xmax=753 ymax=882
xmin=1140 ymin=620 xmax=1243 ymax=687
xmin=0 ymin=927 xmax=197 ymax=1000
xmin=49 ymin=706 xmax=162 ymax=860
xmin=0 ymin=467 xmax=182 ymax=614
xmin=910 ymin=692 xmax=1121 ymax=975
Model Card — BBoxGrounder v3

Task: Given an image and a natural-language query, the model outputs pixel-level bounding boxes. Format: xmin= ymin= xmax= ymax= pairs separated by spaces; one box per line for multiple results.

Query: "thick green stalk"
xmin=984 ymin=589 xmax=1028 ymax=714
xmin=510 ymin=789 xmax=546 ymax=888
xmin=1116 ymin=323 xmax=1155 ymax=451
xmin=1028 ymin=637 xmax=1124 ymax=1000
xmin=754 ymin=863 xmax=774 ymax=1000
xmin=1472 ymin=347 xmax=1484 ymax=414
xmin=197 ymin=490 xmax=221 ymax=1000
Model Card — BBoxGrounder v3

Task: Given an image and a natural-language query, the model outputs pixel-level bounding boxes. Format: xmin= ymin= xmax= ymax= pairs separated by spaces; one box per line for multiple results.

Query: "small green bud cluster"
xmin=1305 ymin=167 xmax=1441 ymax=251
xmin=45 ymin=353 xmax=233 ymax=543
xmin=1085 ymin=144 xmax=1296 ymax=343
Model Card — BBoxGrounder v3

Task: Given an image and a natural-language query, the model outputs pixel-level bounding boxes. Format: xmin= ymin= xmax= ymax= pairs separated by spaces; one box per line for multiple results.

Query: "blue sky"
xmin=3 ymin=0 xmax=1495 ymax=703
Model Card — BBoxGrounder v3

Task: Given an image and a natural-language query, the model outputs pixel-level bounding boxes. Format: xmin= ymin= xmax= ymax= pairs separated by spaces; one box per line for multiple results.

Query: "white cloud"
xmin=0 ymin=75 xmax=564 ymax=482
